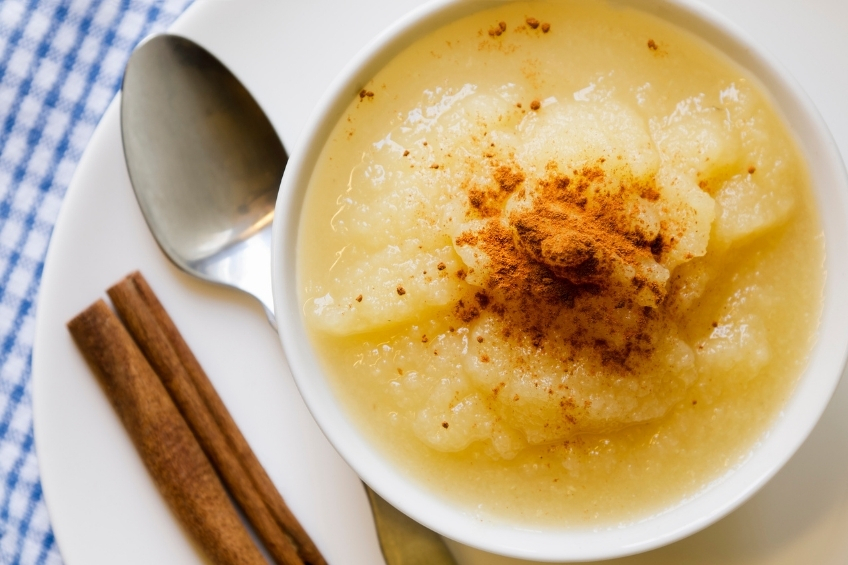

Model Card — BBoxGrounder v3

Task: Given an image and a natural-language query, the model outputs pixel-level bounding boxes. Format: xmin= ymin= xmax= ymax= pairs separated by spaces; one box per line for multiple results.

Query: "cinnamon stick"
xmin=67 ymin=300 xmax=266 ymax=565
xmin=112 ymin=272 xmax=326 ymax=565
xmin=108 ymin=277 xmax=303 ymax=565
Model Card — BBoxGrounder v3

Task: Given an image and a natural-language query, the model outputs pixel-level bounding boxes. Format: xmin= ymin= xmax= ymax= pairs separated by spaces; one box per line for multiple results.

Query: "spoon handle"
xmin=366 ymin=485 xmax=458 ymax=565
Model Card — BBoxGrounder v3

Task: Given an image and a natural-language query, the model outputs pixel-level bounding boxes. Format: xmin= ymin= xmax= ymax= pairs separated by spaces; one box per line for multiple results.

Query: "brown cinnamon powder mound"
xmin=452 ymin=161 xmax=673 ymax=364
xmin=462 ymin=220 xmax=577 ymax=321
xmin=508 ymin=164 xmax=668 ymax=303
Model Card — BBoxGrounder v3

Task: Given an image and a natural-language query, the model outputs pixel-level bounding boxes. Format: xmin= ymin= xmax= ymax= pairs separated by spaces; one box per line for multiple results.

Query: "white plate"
xmin=31 ymin=0 xmax=848 ymax=564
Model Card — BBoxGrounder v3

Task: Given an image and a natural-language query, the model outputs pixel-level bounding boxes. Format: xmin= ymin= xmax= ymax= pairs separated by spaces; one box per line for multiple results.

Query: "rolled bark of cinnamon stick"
xmin=110 ymin=272 xmax=325 ymax=565
xmin=67 ymin=300 xmax=266 ymax=565
xmin=108 ymin=277 xmax=304 ymax=565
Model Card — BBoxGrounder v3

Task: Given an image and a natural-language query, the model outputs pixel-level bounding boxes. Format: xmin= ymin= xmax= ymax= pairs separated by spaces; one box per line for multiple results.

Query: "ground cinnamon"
xmin=508 ymin=165 xmax=662 ymax=293
xmin=67 ymin=300 xmax=266 ymax=565
xmin=454 ymin=158 xmax=669 ymax=365
xmin=114 ymin=272 xmax=326 ymax=565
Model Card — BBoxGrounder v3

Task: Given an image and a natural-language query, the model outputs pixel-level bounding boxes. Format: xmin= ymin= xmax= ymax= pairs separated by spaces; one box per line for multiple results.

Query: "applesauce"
xmin=297 ymin=0 xmax=823 ymax=525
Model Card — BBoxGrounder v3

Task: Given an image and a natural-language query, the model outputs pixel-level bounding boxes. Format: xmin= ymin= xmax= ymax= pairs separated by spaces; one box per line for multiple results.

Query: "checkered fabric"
xmin=0 ymin=0 xmax=193 ymax=563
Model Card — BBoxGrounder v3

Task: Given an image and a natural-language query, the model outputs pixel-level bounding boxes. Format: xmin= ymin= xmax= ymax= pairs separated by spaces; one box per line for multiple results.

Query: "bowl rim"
xmin=272 ymin=0 xmax=848 ymax=560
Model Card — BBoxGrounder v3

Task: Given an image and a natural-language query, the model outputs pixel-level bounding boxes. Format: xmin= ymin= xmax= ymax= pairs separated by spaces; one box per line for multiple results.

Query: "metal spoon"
xmin=121 ymin=33 xmax=282 ymax=327
xmin=120 ymin=33 xmax=457 ymax=565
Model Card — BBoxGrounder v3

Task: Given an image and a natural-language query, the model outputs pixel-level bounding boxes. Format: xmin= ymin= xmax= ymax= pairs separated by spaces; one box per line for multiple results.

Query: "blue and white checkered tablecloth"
xmin=0 ymin=1 xmax=194 ymax=562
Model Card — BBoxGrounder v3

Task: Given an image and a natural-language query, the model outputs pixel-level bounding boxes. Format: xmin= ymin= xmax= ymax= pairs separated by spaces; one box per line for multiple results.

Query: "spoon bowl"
xmin=121 ymin=34 xmax=285 ymax=323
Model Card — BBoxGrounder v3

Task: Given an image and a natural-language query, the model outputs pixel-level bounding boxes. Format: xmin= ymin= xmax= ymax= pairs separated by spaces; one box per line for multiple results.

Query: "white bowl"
xmin=272 ymin=0 xmax=848 ymax=561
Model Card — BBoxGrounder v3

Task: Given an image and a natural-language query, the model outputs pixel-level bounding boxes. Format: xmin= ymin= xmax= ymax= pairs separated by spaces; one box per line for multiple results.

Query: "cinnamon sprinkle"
xmin=451 ymin=159 xmax=676 ymax=366
xmin=509 ymin=164 xmax=664 ymax=296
